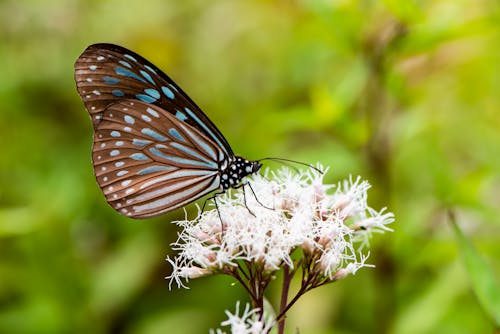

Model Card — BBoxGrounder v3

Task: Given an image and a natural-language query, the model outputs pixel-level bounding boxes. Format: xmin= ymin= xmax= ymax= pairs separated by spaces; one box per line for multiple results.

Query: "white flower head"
xmin=210 ymin=302 xmax=275 ymax=334
xmin=167 ymin=165 xmax=394 ymax=288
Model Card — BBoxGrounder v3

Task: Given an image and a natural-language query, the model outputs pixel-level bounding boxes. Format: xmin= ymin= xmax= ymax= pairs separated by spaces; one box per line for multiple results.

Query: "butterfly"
xmin=74 ymin=43 xmax=262 ymax=218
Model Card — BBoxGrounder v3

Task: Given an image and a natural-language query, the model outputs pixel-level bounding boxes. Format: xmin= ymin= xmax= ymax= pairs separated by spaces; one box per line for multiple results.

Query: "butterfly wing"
xmin=74 ymin=43 xmax=233 ymax=157
xmin=94 ymin=99 xmax=225 ymax=218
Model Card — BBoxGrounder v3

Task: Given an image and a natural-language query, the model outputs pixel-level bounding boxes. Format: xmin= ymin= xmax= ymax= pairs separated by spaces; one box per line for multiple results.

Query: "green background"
xmin=1 ymin=0 xmax=499 ymax=333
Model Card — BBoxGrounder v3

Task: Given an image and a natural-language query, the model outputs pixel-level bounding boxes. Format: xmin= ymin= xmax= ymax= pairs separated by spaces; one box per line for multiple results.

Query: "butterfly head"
xmin=220 ymin=156 xmax=262 ymax=191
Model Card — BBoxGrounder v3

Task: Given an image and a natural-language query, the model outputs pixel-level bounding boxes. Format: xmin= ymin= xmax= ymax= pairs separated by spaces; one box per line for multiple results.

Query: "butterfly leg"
xmin=200 ymin=192 xmax=226 ymax=234
xmin=246 ymin=182 xmax=274 ymax=210
xmin=231 ymin=183 xmax=255 ymax=217
xmin=241 ymin=184 xmax=256 ymax=217
xmin=234 ymin=183 xmax=273 ymax=215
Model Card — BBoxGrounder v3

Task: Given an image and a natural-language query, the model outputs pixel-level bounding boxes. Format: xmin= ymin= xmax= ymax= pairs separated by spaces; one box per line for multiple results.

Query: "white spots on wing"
xmin=97 ymin=155 xmax=102 ymax=160
xmin=92 ymin=90 xmax=101 ymax=96
xmin=91 ymin=106 xmax=96 ymax=111
xmin=110 ymin=149 xmax=120 ymax=157
xmin=111 ymin=131 xmax=121 ymax=137
xmin=86 ymin=78 xmax=92 ymax=82
xmin=100 ymin=143 xmax=106 ymax=148
xmin=97 ymin=56 xmax=105 ymax=61
xmin=108 ymin=186 xmax=113 ymax=191
xmin=98 ymin=134 xmax=102 ymax=138
xmin=109 ymin=113 xmax=113 ymax=118
xmin=146 ymin=107 xmax=159 ymax=118
xmin=124 ymin=115 xmax=135 ymax=124
xmin=103 ymin=176 xmax=108 ymax=182
xmin=115 ymin=141 xmax=124 ymax=146
xmin=95 ymin=115 xmax=102 ymax=120
xmin=116 ymin=203 xmax=122 ymax=208
xmin=124 ymin=126 xmax=132 ymax=132
xmin=121 ymin=180 xmax=132 ymax=187
xmin=117 ymin=170 xmax=128 ymax=177
xmin=89 ymin=65 xmax=97 ymax=70
xmin=115 ymin=161 xmax=124 ymax=167
xmin=101 ymin=166 xmax=106 ymax=171
xmin=113 ymin=194 xmax=118 ymax=199
xmin=120 ymin=208 xmax=128 ymax=214
xmin=86 ymin=95 xmax=91 ymax=99
xmin=141 ymin=114 xmax=152 ymax=122
xmin=123 ymin=108 xmax=128 ymax=111
xmin=125 ymin=188 xmax=134 ymax=195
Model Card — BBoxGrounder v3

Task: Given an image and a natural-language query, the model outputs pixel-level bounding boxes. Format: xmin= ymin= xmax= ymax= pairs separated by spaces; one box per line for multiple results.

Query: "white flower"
xmin=167 ymin=165 xmax=394 ymax=288
xmin=210 ymin=302 xmax=275 ymax=334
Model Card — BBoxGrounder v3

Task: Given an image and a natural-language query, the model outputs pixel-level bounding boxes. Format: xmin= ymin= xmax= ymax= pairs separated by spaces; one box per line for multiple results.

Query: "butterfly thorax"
xmin=220 ymin=156 xmax=262 ymax=191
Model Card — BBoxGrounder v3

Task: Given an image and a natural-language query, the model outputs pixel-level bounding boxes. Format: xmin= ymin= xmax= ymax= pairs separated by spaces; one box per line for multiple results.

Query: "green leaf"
xmin=450 ymin=211 xmax=500 ymax=326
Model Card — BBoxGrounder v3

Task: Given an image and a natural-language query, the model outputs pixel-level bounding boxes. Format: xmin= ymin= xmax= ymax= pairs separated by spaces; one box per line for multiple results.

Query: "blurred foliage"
xmin=0 ymin=0 xmax=499 ymax=333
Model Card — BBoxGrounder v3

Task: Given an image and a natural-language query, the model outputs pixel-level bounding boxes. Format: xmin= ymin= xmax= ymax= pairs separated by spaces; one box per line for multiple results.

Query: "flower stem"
xmin=278 ymin=264 xmax=293 ymax=334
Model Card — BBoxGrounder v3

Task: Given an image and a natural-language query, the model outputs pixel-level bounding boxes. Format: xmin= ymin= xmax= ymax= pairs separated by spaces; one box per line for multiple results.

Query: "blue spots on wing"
xmin=124 ymin=54 xmax=137 ymax=62
xmin=140 ymin=70 xmax=155 ymax=85
xmin=137 ymin=165 xmax=175 ymax=175
xmin=161 ymin=86 xmax=175 ymax=99
xmin=141 ymin=128 xmax=168 ymax=141
xmin=144 ymin=65 xmax=156 ymax=74
xmin=130 ymin=153 xmax=149 ymax=161
xmin=144 ymin=88 xmax=160 ymax=99
xmin=175 ymin=110 xmax=187 ymax=121
xmin=119 ymin=60 xmax=132 ymax=68
xmin=124 ymin=115 xmax=135 ymax=124
xmin=170 ymin=142 xmax=217 ymax=168
xmin=132 ymin=139 xmax=152 ymax=146
xmin=136 ymin=94 xmax=156 ymax=103
xmin=168 ymin=128 xmax=186 ymax=142
xmin=149 ymin=147 xmax=169 ymax=160
xmin=183 ymin=107 xmax=229 ymax=156
xmin=89 ymin=65 xmax=97 ymax=70
xmin=115 ymin=66 xmax=146 ymax=83
xmin=149 ymin=147 xmax=217 ymax=168
xmin=112 ymin=89 xmax=125 ymax=97
xmin=103 ymin=76 xmax=120 ymax=84
xmin=111 ymin=131 xmax=121 ymax=137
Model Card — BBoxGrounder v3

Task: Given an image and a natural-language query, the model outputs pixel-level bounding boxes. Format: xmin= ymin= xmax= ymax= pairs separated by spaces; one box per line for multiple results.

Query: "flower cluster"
xmin=167 ymin=166 xmax=394 ymax=288
xmin=210 ymin=302 xmax=275 ymax=334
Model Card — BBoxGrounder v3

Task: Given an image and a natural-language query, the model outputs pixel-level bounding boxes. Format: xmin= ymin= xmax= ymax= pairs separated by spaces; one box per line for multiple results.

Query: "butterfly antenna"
xmin=258 ymin=157 xmax=323 ymax=174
